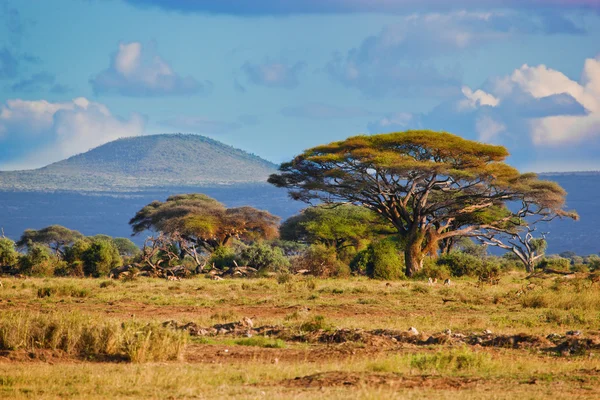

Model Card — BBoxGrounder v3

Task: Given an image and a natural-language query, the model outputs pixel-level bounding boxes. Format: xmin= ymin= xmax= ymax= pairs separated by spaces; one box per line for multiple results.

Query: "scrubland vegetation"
xmin=0 ymin=131 xmax=597 ymax=398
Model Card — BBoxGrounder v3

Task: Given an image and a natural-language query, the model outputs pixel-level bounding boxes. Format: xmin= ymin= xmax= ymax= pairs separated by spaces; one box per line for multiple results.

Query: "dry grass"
xmin=1 ymin=273 xmax=599 ymax=398
xmin=0 ymin=311 xmax=186 ymax=362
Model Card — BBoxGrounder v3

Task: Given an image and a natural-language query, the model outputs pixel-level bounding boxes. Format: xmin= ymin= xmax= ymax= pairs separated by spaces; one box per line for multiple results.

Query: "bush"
xmin=209 ymin=246 xmax=236 ymax=270
xmin=238 ymin=242 xmax=290 ymax=272
xmin=410 ymin=348 xmax=491 ymax=373
xmin=293 ymin=244 xmax=349 ymax=277
xmin=537 ymin=257 xmax=571 ymax=272
xmin=82 ymin=238 xmax=122 ymax=277
xmin=350 ymin=248 xmax=370 ymax=276
xmin=18 ymin=244 xmax=55 ymax=276
xmin=475 ymin=259 xmax=501 ymax=284
xmin=437 ymin=251 xmax=483 ymax=277
xmin=414 ymin=258 xmax=450 ymax=280
xmin=365 ymin=239 xmax=405 ymax=280
xmin=0 ymin=237 xmax=19 ymax=268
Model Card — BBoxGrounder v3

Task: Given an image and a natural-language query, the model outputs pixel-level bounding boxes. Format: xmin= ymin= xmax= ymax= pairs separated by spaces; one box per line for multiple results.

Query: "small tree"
xmin=280 ymin=204 xmax=392 ymax=259
xmin=477 ymin=188 xmax=577 ymax=273
xmin=82 ymin=237 xmax=122 ymax=277
xmin=112 ymin=237 xmax=141 ymax=258
xmin=17 ymin=225 xmax=84 ymax=259
xmin=0 ymin=237 xmax=19 ymax=268
xmin=129 ymin=194 xmax=280 ymax=267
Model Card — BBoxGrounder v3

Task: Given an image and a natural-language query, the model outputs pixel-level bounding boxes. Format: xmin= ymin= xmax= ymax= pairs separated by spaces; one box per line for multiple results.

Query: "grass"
xmin=234 ymin=337 xmax=286 ymax=348
xmin=0 ymin=311 xmax=186 ymax=362
xmin=0 ymin=273 xmax=600 ymax=398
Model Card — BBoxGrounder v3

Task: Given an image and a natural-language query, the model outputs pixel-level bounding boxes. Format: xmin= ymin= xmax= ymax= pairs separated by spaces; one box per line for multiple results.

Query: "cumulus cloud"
xmin=242 ymin=60 xmax=305 ymax=89
xmin=0 ymin=98 xmax=145 ymax=170
xmin=366 ymin=54 xmax=600 ymax=170
xmin=280 ymin=103 xmax=373 ymax=119
xmin=326 ymin=11 xmax=587 ymax=98
xmin=90 ymin=42 xmax=211 ymax=96
xmin=122 ymin=0 xmax=600 ymax=16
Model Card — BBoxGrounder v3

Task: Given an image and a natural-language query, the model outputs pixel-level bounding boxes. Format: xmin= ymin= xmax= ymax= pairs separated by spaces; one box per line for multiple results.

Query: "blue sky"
xmin=0 ymin=0 xmax=599 ymax=172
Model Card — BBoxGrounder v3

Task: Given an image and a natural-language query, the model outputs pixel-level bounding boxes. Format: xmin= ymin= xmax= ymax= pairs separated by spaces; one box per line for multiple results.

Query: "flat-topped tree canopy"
xmin=269 ymin=130 xmax=575 ymax=276
xmin=129 ymin=193 xmax=280 ymax=252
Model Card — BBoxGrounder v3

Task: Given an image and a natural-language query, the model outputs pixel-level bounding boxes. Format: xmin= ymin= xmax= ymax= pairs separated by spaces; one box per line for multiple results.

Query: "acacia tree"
xmin=129 ymin=194 xmax=280 ymax=262
xmin=281 ymin=204 xmax=393 ymax=252
xmin=477 ymin=191 xmax=577 ymax=272
xmin=17 ymin=225 xmax=84 ymax=259
xmin=269 ymin=130 xmax=575 ymax=277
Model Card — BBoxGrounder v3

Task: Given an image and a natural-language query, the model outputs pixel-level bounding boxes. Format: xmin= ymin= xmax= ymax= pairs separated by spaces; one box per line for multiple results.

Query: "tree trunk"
xmin=404 ymin=233 xmax=425 ymax=277
xmin=525 ymin=258 xmax=535 ymax=274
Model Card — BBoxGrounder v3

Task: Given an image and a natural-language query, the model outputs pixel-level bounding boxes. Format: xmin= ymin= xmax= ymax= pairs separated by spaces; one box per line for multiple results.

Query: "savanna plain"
xmin=1 ymin=273 xmax=599 ymax=399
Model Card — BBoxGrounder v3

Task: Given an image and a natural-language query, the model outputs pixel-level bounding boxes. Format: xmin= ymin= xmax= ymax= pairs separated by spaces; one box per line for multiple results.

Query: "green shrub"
xmin=0 ymin=237 xmax=19 ymax=268
xmin=18 ymin=244 xmax=55 ymax=276
xmin=437 ymin=251 xmax=482 ymax=277
xmin=238 ymin=242 xmax=290 ymax=272
xmin=537 ymin=257 xmax=571 ymax=272
xmin=294 ymin=244 xmax=348 ymax=277
xmin=414 ymin=258 xmax=450 ymax=280
xmin=365 ymin=239 xmax=405 ymax=280
xmin=475 ymin=259 xmax=502 ymax=284
xmin=209 ymin=246 xmax=236 ymax=270
xmin=410 ymin=347 xmax=491 ymax=373
xmin=82 ymin=238 xmax=122 ymax=277
xmin=299 ymin=315 xmax=331 ymax=332
xmin=350 ymin=249 xmax=370 ymax=276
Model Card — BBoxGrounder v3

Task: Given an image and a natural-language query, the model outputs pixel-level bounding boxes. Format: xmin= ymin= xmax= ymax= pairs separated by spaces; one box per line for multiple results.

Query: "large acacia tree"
xmin=129 ymin=194 xmax=280 ymax=257
xmin=268 ymin=130 xmax=574 ymax=277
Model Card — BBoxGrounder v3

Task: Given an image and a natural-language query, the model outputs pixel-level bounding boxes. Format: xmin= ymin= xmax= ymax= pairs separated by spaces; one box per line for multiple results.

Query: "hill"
xmin=0 ymin=134 xmax=278 ymax=191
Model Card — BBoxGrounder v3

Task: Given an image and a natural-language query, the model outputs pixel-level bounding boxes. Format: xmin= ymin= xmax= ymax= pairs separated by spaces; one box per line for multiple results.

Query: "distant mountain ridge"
xmin=0 ymin=134 xmax=278 ymax=191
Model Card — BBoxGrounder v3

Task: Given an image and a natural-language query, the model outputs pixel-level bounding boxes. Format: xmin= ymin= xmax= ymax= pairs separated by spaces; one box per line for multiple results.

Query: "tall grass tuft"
xmin=410 ymin=347 xmax=491 ymax=374
xmin=0 ymin=311 xmax=186 ymax=362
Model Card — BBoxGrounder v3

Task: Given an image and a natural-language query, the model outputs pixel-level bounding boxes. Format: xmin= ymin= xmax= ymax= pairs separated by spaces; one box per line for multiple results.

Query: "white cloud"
xmin=242 ymin=60 xmax=306 ymax=89
xmin=0 ymin=97 xmax=145 ymax=170
xmin=90 ymin=42 xmax=211 ymax=96
xmin=459 ymin=86 xmax=499 ymax=110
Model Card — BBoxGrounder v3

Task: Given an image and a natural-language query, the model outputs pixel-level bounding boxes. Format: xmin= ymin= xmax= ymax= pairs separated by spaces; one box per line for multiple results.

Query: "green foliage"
xmin=269 ymin=130 xmax=574 ymax=277
xmin=129 ymin=193 xmax=280 ymax=252
xmin=234 ymin=337 xmax=286 ymax=348
xmin=438 ymin=251 xmax=483 ymax=277
xmin=18 ymin=244 xmax=55 ymax=276
xmin=237 ymin=242 xmax=290 ymax=272
xmin=410 ymin=348 xmax=491 ymax=373
xmin=414 ymin=258 xmax=451 ymax=280
xmin=365 ymin=239 xmax=405 ymax=280
xmin=299 ymin=315 xmax=331 ymax=332
xmin=0 ymin=237 xmax=18 ymax=267
xmin=294 ymin=244 xmax=349 ymax=277
xmin=537 ymin=257 xmax=571 ymax=272
xmin=16 ymin=225 xmax=83 ymax=258
xmin=209 ymin=246 xmax=236 ymax=270
xmin=280 ymin=204 xmax=392 ymax=262
xmin=82 ymin=238 xmax=122 ymax=277
xmin=112 ymin=237 xmax=141 ymax=257
xmin=349 ymin=248 xmax=371 ymax=276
